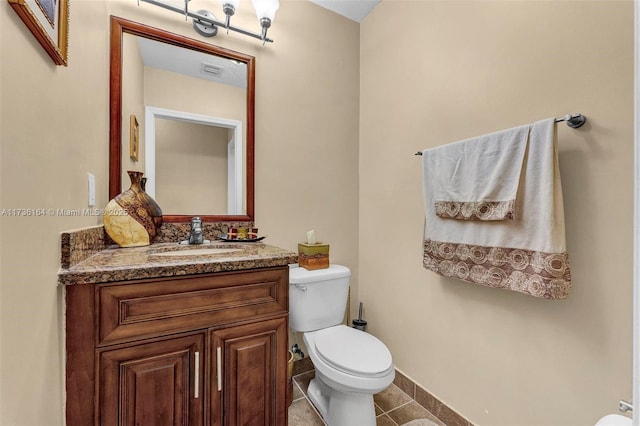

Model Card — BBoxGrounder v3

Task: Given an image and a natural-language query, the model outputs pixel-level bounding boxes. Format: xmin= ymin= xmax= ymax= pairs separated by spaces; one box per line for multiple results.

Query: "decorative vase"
xmin=138 ymin=177 xmax=163 ymax=232
xmin=103 ymin=171 xmax=163 ymax=247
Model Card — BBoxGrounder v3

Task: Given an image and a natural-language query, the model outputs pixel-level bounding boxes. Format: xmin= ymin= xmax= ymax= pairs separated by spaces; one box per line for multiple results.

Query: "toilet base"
xmin=307 ymin=377 xmax=376 ymax=426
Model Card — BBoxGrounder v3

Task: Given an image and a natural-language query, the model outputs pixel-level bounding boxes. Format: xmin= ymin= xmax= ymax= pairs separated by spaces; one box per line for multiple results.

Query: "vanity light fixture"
xmin=138 ymin=0 xmax=279 ymax=44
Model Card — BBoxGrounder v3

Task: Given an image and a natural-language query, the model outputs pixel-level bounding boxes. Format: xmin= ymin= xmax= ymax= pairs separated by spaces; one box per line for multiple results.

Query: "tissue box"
xmin=298 ymin=243 xmax=330 ymax=270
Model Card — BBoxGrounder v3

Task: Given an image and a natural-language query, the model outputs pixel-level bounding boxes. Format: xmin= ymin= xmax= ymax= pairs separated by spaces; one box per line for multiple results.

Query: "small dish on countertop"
xmin=217 ymin=234 xmax=266 ymax=243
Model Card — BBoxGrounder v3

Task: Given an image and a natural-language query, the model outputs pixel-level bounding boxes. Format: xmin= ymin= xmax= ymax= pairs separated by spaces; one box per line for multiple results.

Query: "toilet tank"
xmin=289 ymin=264 xmax=351 ymax=332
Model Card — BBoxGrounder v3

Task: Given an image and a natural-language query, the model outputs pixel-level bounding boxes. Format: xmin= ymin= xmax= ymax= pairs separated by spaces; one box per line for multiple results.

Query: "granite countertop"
xmin=58 ymin=241 xmax=299 ymax=286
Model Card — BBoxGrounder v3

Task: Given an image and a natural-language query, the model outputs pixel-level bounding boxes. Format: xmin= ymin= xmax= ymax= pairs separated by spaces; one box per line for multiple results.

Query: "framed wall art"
xmin=8 ymin=0 xmax=69 ymax=66
xmin=130 ymin=115 xmax=139 ymax=162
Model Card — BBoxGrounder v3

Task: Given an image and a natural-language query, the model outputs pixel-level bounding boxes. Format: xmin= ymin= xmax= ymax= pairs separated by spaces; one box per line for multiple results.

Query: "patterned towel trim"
xmin=435 ymin=200 xmax=516 ymax=221
xmin=423 ymin=239 xmax=571 ymax=299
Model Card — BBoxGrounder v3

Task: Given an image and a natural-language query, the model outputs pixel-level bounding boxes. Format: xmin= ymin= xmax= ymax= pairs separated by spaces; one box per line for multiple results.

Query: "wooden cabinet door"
xmin=210 ymin=317 xmax=287 ymax=426
xmin=99 ymin=333 xmax=205 ymax=426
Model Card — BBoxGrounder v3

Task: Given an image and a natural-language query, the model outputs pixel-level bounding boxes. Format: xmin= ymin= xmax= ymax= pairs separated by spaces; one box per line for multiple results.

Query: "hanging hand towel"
xmin=424 ymin=124 xmax=529 ymax=221
xmin=421 ymin=118 xmax=571 ymax=299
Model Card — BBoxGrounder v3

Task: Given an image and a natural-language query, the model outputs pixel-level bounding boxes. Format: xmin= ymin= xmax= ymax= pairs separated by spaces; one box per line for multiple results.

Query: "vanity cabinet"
xmin=65 ymin=266 xmax=289 ymax=426
xmin=210 ymin=318 xmax=287 ymax=425
xmin=99 ymin=333 xmax=205 ymax=426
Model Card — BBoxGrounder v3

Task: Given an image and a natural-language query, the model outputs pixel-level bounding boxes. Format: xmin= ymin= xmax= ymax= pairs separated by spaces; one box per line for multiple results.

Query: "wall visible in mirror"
xmin=143 ymin=68 xmax=246 ymax=214
xmin=142 ymin=66 xmax=246 ymax=124
xmin=122 ymin=32 xmax=145 ymax=184
xmin=155 ymin=118 xmax=228 ymax=215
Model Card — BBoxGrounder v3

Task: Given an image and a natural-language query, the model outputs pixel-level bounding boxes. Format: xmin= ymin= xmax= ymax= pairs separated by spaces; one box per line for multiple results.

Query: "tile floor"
xmin=288 ymin=369 xmax=445 ymax=426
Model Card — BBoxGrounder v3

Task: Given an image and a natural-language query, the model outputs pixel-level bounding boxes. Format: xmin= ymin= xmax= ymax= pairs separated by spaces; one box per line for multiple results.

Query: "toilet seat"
xmin=313 ymin=325 xmax=393 ymax=378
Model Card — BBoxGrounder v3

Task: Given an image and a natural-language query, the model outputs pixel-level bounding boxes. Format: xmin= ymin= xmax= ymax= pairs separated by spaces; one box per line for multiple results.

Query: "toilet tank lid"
xmin=289 ymin=264 xmax=351 ymax=284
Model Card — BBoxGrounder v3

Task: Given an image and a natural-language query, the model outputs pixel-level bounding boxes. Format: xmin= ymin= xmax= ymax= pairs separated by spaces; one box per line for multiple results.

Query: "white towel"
xmin=421 ymin=118 xmax=571 ymax=299
xmin=423 ymin=124 xmax=529 ymax=221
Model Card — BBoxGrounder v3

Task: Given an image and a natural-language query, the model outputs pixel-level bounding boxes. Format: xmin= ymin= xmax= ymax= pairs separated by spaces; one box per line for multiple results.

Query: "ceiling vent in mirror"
xmin=202 ymin=63 xmax=223 ymax=76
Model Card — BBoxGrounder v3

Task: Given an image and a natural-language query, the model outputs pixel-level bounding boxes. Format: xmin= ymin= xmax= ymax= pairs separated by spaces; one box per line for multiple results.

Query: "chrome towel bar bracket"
xmin=555 ymin=113 xmax=587 ymax=128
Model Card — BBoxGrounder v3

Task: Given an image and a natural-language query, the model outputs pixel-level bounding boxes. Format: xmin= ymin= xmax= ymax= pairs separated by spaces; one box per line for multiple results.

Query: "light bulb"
xmin=222 ymin=0 xmax=240 ymax=8
xmin=251 ymin=0 xmax=279 ymax=23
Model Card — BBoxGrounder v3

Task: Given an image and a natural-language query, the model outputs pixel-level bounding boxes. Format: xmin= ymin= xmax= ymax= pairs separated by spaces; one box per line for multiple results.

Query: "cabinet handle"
xmin=216 ymin=346 xmax=222 ymax=391
xmin=194 ymin=351 xmax=200 ymax=399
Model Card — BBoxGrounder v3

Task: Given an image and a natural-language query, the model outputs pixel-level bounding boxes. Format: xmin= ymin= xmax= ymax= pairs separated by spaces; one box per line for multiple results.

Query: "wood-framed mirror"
xmin=109 ymin=16 xmax=255 ymax=222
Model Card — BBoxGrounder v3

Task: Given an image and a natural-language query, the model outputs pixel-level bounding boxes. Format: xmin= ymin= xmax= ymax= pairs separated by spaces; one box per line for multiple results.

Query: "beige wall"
xmin=143 ymin=67 xmax=246 ymax=123
xmin=360 ymin=1 xmax=634 ymax=426
xmin=0 ymin=0 xmax=359 ymax=424
xmin=155 ymin=119 xmax=228 ymax=215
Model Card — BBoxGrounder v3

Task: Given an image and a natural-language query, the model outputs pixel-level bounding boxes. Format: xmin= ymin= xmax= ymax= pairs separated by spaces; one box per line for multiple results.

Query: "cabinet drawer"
xmin=97 ymin=267 xmax=288 ymax=346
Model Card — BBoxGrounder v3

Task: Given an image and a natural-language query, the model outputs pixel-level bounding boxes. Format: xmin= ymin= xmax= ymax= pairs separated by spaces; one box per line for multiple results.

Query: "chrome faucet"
xmin=176 ymin=216 xmax=212 ymax=245
xmin=188 ymin=217 xmax=205 ymax=244
xmin=178 ymin=217 xmax=211 ymax=245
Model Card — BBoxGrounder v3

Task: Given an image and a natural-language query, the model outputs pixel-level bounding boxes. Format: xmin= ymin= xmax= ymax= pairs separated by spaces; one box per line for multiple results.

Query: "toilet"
xmin=595 ymin=414 xmax=632 ymax=426
xmin=289 ymin=264 xmax=395 ymax=426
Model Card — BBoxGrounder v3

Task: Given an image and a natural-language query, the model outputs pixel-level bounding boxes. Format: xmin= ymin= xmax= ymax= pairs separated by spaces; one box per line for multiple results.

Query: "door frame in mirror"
xmin=144 ymin=106 xmax=244 ymax=215
xmin=109 ymin=15 xmax=255 ymax=223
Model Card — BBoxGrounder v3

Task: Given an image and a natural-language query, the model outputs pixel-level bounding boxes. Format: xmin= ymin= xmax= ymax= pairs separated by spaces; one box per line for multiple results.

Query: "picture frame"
xmin=129 ymin=115 xmax=139 ymax=162
xmin=8 ymin=0 xmax=70 ymax=66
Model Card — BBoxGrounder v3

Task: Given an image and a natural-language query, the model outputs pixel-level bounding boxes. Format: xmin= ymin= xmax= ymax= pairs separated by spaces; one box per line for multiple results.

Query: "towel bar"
xmin=554 ymin=113 xmax=587 ymax=128
xmin=414 ymin=113 xmax=587 ymax=155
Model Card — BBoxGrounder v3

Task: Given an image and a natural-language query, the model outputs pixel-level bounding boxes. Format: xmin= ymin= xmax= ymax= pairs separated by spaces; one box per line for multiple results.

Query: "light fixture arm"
xmin=221 ymin=2 xmax=234 ymax=32
xmin=259 ymin=17 xmax=271 ymax=44
xmin=224 ymin=14 xmax=231 ymax=31
xmin=139 ymin=0 xmax=274 ymax=43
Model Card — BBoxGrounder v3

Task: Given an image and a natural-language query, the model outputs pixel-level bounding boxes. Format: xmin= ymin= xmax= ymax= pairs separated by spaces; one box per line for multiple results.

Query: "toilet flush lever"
xmin=619 ymin=400 xmax=633 ymax=413
xmin=294 ymin=283 xmax=307 ymax=292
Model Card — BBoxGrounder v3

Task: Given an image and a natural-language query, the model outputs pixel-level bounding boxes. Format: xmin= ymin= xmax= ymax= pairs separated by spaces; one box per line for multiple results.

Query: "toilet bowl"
xmin=595 ymin=414 xmax=632 ymax=426
xmin=303 ymin=325 xmax=395 ymax=424
xmin=289 ymin=264 xmax=395 ymax=426
xmin=304 ymin=325 xmax=394 ymax=393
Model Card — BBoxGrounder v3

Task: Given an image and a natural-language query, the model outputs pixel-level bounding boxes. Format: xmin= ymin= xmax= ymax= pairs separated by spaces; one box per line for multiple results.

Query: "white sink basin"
xmin=149 ymin=247 xmax=242 ymax=257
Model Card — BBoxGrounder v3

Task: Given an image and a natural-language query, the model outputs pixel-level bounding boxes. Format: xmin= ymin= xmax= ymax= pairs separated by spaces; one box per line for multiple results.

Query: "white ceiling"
xmin=309 ymin=0 xmax=380 ymax=23
xmin=137 ymin=36 xmax=247 ymax=88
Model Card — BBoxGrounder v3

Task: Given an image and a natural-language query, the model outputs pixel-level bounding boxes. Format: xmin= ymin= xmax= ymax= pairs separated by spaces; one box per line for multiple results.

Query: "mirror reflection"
xmin=110 ymin=17 xmax=255 ymax=222
xmin=146 ymin=108 xmax=244 ymax=215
